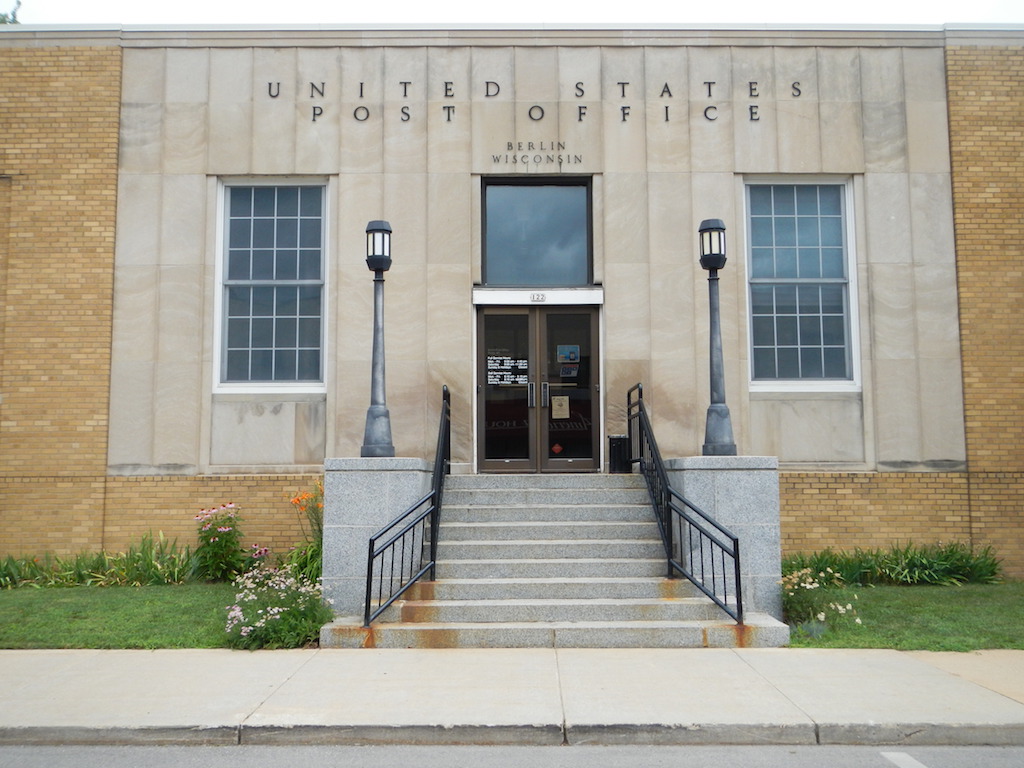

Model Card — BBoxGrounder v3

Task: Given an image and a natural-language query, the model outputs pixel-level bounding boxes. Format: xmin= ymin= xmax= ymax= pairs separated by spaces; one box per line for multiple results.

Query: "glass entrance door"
xmin=478 ymin=307 xmax=599 ymax=472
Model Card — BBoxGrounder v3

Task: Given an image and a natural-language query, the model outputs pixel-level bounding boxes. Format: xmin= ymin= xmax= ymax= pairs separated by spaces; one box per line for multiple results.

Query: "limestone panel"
xmin=600 ymin=47 xmax=646 ymax=173
xmin=775 ymin=48 xmax=821 ymax=173
xmin=872 ymin=358 xmax=924 ymax=466
xmin=556 ymin=47 xmax=603 ymax=173
xmin=211 ymin=398 xmax=326 ymax=466
xmin=906 ymin=101 xmax=951 ymax=174
xmin=602 ymin=172 xmax=649 ymax=265
xmin=208 ymin=49 xmax=254 ymax=174
xmin=819 ymin=101 xmax=865 ymax=173
xmin=644 ymin=47 xmax=689 ymax=172
xmin=603 ymin=262 xmax=651 ymax=361
xmin=863 ymin=172 xmax=913 ymax=265
xmin=918 ymin=357 xmax=967 ymax=465
xmin=153 ymin=360 xmax=202 ymax=468
xmin=119 ymin=102 xmax=163 ymax=174
xmin=163 ymin=103 xmax=209 ymax=174
xmin=296 ymin=48 xmax=342 ymax=174
xmin=110 ymin=265 xmax=158 ymax=363
xmin=426 ymin=264 xmax=475 ymax=362
xmin=909 ymin=173 xmax=956 ymax=267
xmin=115 ymin=173 xmax=161 ymax=268
xmin=428 ymin=47 xmax=471 ymax=174
xmin=913 ymin=263 xmax=962 ymax=360
xmin=688 ymin=47 xmax=734 ymax=173
xmin=252 ymin=48 xmax=299 ymax=174
xmin=384 ymin=359 xmax=430 ymax=456
xmin=732 ymin=47 xmax=778 ymax=173
xmin=107 ymin=360 xmax=156 ymax=469
xmin=749 ymin=394 xmax=865 ymax=464
xmin=868 ymin=262 xmax=916 ymax=360
xmin=516 ymin=46 xmax=559 ymax=102
xmin=159 ymin=174 xmax=207 ymax=266
xmin=426 ymin=173 xmax=472 ymax=266
xmin=165 ymin=48 xmax=210 ymax=103
xmin=122 ymin=48 xmax=165 ymax=103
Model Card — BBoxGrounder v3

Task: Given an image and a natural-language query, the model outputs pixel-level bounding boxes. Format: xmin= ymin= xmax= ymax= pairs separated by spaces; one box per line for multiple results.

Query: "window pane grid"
xmin=223 ymin=186 xmax=324 ymax=383
xmin=748 ymin=184 xmax=851 ymax=381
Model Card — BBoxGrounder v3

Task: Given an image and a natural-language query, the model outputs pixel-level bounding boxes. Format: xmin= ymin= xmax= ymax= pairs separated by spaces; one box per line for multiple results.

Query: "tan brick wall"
xmin=946 ymin=44 xmax=1024 ymax=578
xmin=101 ymin=475 xmax=318 ymax=558
xmin=780 ymin=472 xmax=972 ymax=552
xmin=0 ymin=46 xmax=121 ymax=478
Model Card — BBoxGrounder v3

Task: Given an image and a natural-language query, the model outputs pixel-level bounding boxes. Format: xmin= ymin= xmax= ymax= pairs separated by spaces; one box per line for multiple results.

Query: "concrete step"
xmin=446 ymin=473 xmax=645 ymax=490
xmin=443 ymin=488 xmax=650 ymax=506
xmin=436 ymin=539 xmax=665 ymax=561
xmin=439 ymin=520 xmax=660 ymax=541
xmin=322 ymin=612 xmax=790 ymax=649
xmin=437 ymin=557 xmax=670 ymax=579
xmin=442 ymin=504 xmax=652 ymax=523
xmin=397 ymin=597 xmax=727 ymax=623
xmin=405 ymin=576 xmax=699 ymax=601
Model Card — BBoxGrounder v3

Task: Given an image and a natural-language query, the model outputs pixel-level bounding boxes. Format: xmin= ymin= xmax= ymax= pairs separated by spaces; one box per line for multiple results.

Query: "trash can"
xmin=608 ymin=435 xmax=630 ymax=474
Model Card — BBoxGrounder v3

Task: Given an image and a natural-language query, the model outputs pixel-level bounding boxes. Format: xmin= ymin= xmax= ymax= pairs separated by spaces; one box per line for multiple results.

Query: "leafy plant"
xmin=192 ymin=503 xmax=248 ymax=581
xmin=282 ymin=480 xmax=324 ymax=582
xmin=1 ymin=534 xmax=192 ymax=588
xmin=780 ymin=566 xmax=861 ymax=632
xmin=783 ymin=542 xmax=1002 ymax=587
xmin=224 ymin=565 xmax=333 ymax=650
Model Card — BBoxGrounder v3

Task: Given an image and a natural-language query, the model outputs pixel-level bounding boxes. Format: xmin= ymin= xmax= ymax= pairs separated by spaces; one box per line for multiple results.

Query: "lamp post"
xmin=360 ymin=220 xmax=395 ymax=458
xmin=699 ymin=218 xmax=737 ymax=456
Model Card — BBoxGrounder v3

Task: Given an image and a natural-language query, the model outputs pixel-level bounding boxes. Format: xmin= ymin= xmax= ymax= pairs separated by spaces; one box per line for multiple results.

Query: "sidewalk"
xmin=1 ymin=648 xmax=1023 ymax=746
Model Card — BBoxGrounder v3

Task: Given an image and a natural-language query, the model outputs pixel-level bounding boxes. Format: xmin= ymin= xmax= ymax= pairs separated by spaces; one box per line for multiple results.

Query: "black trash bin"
xmin=608 ymin=435 xmax=630 ymax=473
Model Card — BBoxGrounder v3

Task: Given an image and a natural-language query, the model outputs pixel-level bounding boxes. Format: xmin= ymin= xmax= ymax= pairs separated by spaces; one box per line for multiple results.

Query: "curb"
xmin=3 ymin=721 xmax=1023 ymax=747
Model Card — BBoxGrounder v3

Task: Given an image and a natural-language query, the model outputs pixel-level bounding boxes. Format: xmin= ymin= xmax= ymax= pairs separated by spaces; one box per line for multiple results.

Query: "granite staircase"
xmin=323 ymin=473 xmax=788 ymax=648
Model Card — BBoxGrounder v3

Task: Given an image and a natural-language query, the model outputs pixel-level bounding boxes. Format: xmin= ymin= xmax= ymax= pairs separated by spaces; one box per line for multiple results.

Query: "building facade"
xmin=1 ymin=25 xmax=1021 ymax=576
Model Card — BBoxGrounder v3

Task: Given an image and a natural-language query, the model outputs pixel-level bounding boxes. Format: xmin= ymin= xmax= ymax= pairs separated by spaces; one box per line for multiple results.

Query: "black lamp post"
xmin=699 ymin=218 xmax=737 ymax=456
xmin=360 ymin=220 xmax=395 ymax=458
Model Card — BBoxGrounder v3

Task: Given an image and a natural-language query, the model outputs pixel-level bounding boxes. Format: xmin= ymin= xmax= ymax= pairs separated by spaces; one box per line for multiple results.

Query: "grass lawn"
xmin=0 ymin=581 xmax=1021 ymax=651
xmin=788 ymin=581 xmax=1024 ymax=651
xmin=0 ymin=583 xmax=236 ymax=649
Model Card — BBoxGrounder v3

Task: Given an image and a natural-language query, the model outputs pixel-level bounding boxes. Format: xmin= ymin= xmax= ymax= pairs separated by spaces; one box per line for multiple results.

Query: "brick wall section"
xmin=101 ymin=475 xmax=319 ymax=558
xmin=780 ymin=472 xmax=972 ymax=553
xmin=0 ymin=46 xmax=122 ymax=556
xmin=0 ymin=47 xmax=121 ymax=477
xmin=946 ymin=45 xmax=1024 ymax=579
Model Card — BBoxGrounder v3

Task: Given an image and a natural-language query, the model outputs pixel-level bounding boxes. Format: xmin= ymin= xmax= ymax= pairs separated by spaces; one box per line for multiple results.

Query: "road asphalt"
xmin=1 ymin=648 xmax=1022 ymax=746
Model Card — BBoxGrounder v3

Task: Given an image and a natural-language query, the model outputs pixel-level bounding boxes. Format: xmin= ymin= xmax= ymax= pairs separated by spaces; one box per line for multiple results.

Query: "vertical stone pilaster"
xmin=665 ymin=456 xmax=783 ymax=620
xmin=321 ymin=457 xmax=431 ymax=620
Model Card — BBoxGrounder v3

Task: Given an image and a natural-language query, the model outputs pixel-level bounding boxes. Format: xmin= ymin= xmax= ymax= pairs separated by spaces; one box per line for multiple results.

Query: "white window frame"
xmin=213 ymin=177 xmax=329 ymax=395
xmin=744 ymin=176 xmax=861 ymax=393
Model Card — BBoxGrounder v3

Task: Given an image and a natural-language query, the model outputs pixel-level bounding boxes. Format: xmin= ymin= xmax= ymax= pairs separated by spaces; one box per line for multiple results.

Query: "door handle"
xmin=528 ymin=381 xmax=536 ymax=408
xmin=541 ymin=381 xmax=550 ymax=407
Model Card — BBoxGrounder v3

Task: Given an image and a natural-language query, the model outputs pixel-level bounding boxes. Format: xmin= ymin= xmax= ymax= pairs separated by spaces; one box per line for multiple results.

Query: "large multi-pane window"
xmin=222 ymin=185 xmax=324 ymax=384
xmin=483 ymin=179 xmax=592 ymax=287
xmin=748 ymin=183 xmax=852 ymax=381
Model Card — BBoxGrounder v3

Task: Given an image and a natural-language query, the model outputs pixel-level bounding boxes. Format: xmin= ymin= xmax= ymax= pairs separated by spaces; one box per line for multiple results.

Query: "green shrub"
xmin=224 ymin=565 xmax=334 ymax=650
xmin=192 ymin=503 xmax=248 ymax=581
xmin=780 ymin=566 xmax=861 ymax=630
xmin=782 ymin=542 xmax=1002 ymax=586
xmin=0 ymin=534 xmax=192 ymax=588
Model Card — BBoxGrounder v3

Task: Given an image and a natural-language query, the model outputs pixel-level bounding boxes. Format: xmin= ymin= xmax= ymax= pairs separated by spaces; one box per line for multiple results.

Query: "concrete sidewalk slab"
xmin=244 ymin=649 xmax=564 ymax=745
xmin=737 ymin=649 xmax=1024 ymax=745
xmin=0 ymin=649 xmax=315 ymax=745
xmin=0 ymin=648 xmax=1022 ymax=747
xmin=556 ymin=649 xmax=816 ymax=745
xmin=911 ymin=650 xmax=1024 ymax=706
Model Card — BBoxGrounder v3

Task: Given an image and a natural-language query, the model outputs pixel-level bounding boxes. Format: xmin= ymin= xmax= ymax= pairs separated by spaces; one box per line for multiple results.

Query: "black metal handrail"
xmin=363 ymin=385 xmax=451 ymax=626
xmin=627 ymin=383 xmax=744 ymax=623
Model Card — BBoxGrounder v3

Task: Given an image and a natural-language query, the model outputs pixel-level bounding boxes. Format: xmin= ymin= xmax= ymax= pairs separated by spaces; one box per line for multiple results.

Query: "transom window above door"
xmin=483 ymin=178 xmax=592 ymax=287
